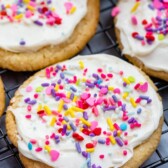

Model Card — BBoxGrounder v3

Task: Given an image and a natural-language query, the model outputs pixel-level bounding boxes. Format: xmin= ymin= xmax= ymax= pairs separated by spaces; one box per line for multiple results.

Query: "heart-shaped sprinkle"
xmin=139 ymin=82 xmax=148 ymax=93
xmin=50 ymin=150 xmax=60 ymax=162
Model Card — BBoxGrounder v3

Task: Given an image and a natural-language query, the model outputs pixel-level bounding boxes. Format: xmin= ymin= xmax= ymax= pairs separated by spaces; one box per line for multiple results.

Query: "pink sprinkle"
xmin=30 ymin=139 xmax=37 ymax=144
xmin=101 ymin=73 xmax=106 ymax=79
xmin=100 ymin=87 xmax=108 ymax=94
xmin=92 ymin=107 xmax=99 ymax=117
xmin=99 ymin=154 xmax=104 ymax=159
xmin=46 ymin=68 xmax=50 ymax=79
xmin=50 ymin=150 xmax=60 ymax=162
xmin=123 ymin=150 xmax=127 ymax=156
xmin=64 ymin=2 xmax=73 ymax=14
xmin=86 ymin=97 xmax=95 ymax=106
xmin=109 ymin=98 xmax=115 ymax=105
xmin=50 ymin=133 xmax=55 ymax=139
xmin=139 ymin=82 xmax=148 ymax=92
xmin=35 ymin=147 xmax=43 ymax=152
xmin=91 ymin=121 xmax=98 ymax=130
xmin=135 ymin=98 xmax=141 ymax=103
xmin=25 ymin=10 xmax=33 ymax=18
xmin=113 ymin=123 xmax=120 ymax=130
xmin=34 ymin=93 xmax=38 ymax=99
xmin=119 ymin=71 xmax=123 ymax=76
xmin=113 ymin=88 xmax=121 ymax=94
xmin=111 ymin=7 xmax=120 ymax=17
xmin=95 ymin=97 xmax=103 ymax=105
xmin=153 ymin=0 xmax=163 ymax=9
xmin=141 ymin=40 xmax=146 ymax=46
xmin=97 ymin=68 xmax=103 ymax=73
xmin=81 ymin=93 xmax=89 ymax=100
xmin=27 ymin=105 xmax=32 ymax=112
xmin=62 ymin=97 xmax=70 ymax=103
xmin=124 ymin=140 xmax=128 ymax=145
xmin=25 ymin=114 xmax=31 ymax=119
xmin=107 ymin=73 xmax=113 ymax=78
xmin=45 ymin=86 xmax=54 ymax=95
xmin=131 ymin=15 xmax=138 ymax=25
xmin=45 ymin=141 xmax=50 ymax=145
xmin=26 ymin=86 xmax=33 ymax=92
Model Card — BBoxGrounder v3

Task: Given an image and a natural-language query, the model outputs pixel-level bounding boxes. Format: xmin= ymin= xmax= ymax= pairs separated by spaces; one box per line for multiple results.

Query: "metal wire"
xmin=0 ymin=0 xmax=168 ymax=167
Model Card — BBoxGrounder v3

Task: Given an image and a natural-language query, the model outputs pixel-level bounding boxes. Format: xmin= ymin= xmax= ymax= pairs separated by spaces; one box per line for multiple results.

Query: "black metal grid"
xmin=0 ymin=0 xmax=168 ymax=167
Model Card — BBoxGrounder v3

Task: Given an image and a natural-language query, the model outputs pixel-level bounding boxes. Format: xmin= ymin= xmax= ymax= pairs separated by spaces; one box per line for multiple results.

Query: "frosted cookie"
xmin=0 ymin=78 xmax=5 ymax=117
xmin=113 ymin=0 xmax=168 ymax=81
xmin=6 ymin=54 xmax=163 ymax=168
xmin=0 ymin=0 xmax=99 ymax=71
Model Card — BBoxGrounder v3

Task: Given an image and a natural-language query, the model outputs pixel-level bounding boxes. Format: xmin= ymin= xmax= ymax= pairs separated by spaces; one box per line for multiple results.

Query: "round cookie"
xmin=0 ymin=78 xmax=5 ymax=117
xmin=113 ymin=0 xmax=168 ymax=81
xmin=0 ymin=0 xmax=99 ymax=71
xmin=6 ymin=54 xmax=163 ymax=168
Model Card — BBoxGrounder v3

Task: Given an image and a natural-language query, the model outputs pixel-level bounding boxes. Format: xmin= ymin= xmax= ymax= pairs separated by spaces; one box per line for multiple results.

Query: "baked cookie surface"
xmin=0 ymin=0 xmax=99 ymax=71
xmin=114 ymin=0 xmax=168 ymax=81
xmin=0 ymin=77 xmax=5 ymax=117
xmin=6 ymin=54 xmax=163 ymax=168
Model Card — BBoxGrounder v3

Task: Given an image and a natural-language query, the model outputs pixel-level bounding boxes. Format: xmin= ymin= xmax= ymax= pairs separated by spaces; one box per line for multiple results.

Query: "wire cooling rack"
xmin=0 ymin=0 xmax=168 ymax=168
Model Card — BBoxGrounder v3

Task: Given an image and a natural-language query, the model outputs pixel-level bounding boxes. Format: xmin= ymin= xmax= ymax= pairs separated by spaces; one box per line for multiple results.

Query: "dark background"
xmin=0 ymin=0 xmax=168 ymax=167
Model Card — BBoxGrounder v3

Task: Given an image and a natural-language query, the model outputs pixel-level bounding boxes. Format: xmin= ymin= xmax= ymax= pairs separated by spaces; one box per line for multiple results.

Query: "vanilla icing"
xmin=10 ymin=54 xmax=163 ymax=168
xmin=0 ymin=0 xmax=87 ymax=52
xmin=116 ymin=0 xmax=168 ymax=72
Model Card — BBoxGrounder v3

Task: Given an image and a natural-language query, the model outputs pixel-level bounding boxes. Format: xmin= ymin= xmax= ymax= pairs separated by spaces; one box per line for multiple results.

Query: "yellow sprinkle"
xmin=44 ymin=105 xmax=52 ymax=115
xmin=71 ymin=106 xmax=84 ymax=112
xmin=51 ymin=7 xmax=55 ymax=11
xmin=82 ymin=78 xmax=86 ymax=82
xmin=109 ymin=136 xmax=116 ymax=145
xmin=123 ymin=78 xmax=130 ymax=84
xmin=80 ymin=118 xmax=91 ymax=127
xmin=107 ymin=118 xmax=114 ymax=131
xmin=66 ymin=92 xmax=71 ymax=98
xmin=69 ymin=110 xmax=75 ymax=118
xmin=64 ymin=110 xmax=70 ymax=116
xmin=27 ymin=5 xmax=35 ymax=11
xmin=117 ymin=130 xmax=122 ymax=136
xmin=14 ymin=14 xmax=23 ymax=20
xmin=23 ymin=0 xmax=30 ymax=3
xmin=70 ymin=6 xmax=76 ymax=14
xmin=122 ymin=92 xmax=129 ymax=99
xmin=131 ymin=2 xmax=140 ymax=13
xmin=44 ymin=145 xmax=51 ymax=152
xmin=108 ymin=86 xmax=114 ymax=91
xmin=55 ymin=84 xmax=59 ymax=91
xmin=130 ymin=98 xmax=137 ymax=108
xmin=6 ymin=5 xmax=11 ymax=8
xmin=76 ymin=79 xmax=80 ymax=86
xmin=67 ymin=124 xmax=71 ymax=130
xmin=37 ymin=104 xmax=42 ymax=111
xmin=58 ymin=100 xmax=64 ymax=112
xmin=50 ymin=117 xmax=56 ymax=126
xmin=86 ymin=148 xmax=95 ymax=153
xmin=73 ymin=95 xmax=78 ymax=102
xmin=79 ymin=61 xmax=84 ymax=69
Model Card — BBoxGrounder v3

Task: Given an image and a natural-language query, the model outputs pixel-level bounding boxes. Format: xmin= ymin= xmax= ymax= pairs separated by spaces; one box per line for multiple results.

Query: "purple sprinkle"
xmin=41 ymin=83 xmax=49 ymax=87
xmin=85 ymin=82 xmax=95 ymax=88
xmin=55 ymin=139 xmax=60 ymax=144
xmin=98 ymin=139 xmax=105 ymax=144
xmin=55 ymin=96 xmax=60 ymax=101
xmin=82 ymin=151 xmax=88 ymax=158
xmin=51 ymin=89 xmax=56 ymax=97
xmin=112 ymin=95 xmax=118 ymax=102
xmin=122 ymin=104 xmax=126 ymax=111
xmin=63 ymin=116 xmax=69 ymax=122
xmin=83 ymin=112 xmax=88 ymax=120
xmin=20 ymin=40 xmax=26 ymax=45
xmin=103 ymin=106 xmax=116 ymax=112
xmin=135 ymin=35 xmax=144 ymax=41
xmin=123 ymin=82 xmax=127 ymax=87
xmin=75 ymin=142 xmax=81 ymax=153
xmin=137 ymin=108 xmax=142 ymax=114
xmin=28 ymin=100 xmax=37 ymax=105
xmin=57 ymin=79 xmax=62 ymax=84
xmin=139 ymin=95 xmax=149 ymax=100
xmin=55 ymin=135 xmax=59 ymax=140
xmin=70 ymin=93 xmax=74 ymax=100
xmin=69 ymin=122 xmax=77 ymax=132
xmin=92 ymin=73 xmax=99 ymax=79
xmin=34 ymin=20 xmax=43 ymax=26
xmin=63 ymin=104 xmax=68 ymax=110
xmin=70 ymin=86 xmax=77 ymax=92
xmin=60 ymin=72 xmax=65 ymax=79
xmin=147 ymin=99 xmax=152 ymax=104
xmin=128 ymin=117 xmax=135 ymax=124
xmin=148 ymin=3 xmax=154 ymax=10
xmin=113 ymin=130 xmax=117 ymax=137
xmin=92 ymin=164 xmax=97 ymax=168
xmin=89 ymin=133 xmax=95 ymax=137
xmin=24 ymin=98 xmax=30 ymax=103
xmin=62 ymin=124 xmax=67 ymax=135
xmin=115 ymin=137 xmax=123 ymax=147
xmin=56 ymin=65 xmax=62 ymax=70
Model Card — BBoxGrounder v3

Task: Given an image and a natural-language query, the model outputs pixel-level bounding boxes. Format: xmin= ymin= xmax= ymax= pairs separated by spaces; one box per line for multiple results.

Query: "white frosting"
xmin=0 ymin=0 xmax=87 ymax=52
xmin=116 ymin=0 xmax=168 ymax=72
xmin=10 ymin=54 xmax=163 ymax=168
